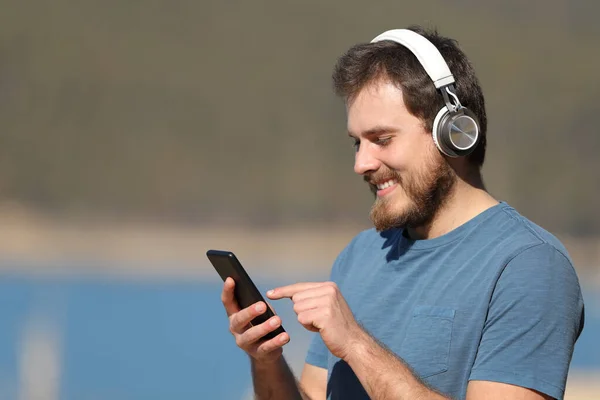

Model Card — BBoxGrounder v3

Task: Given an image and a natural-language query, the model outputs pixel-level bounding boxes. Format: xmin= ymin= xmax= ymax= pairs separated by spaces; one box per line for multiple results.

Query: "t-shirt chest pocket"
xmin=398 ymin=305 xmax=455 ymax=379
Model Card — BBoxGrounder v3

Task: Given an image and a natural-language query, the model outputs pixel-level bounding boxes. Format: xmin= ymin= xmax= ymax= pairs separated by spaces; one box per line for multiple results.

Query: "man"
xmin=220 ymin=26 xmax=584 ymax=399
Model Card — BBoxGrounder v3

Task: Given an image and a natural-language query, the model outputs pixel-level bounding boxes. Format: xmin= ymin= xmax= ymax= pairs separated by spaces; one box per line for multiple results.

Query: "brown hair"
xmin=333 ymin=25 xmax=487 ymax=167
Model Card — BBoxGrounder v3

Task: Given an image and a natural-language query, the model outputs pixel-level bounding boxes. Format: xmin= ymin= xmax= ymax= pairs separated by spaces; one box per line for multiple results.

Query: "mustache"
xmin=364 ymin=170 xmax=402 ymax=196
xmin=363 ymin=170 xmax=402 ymax=186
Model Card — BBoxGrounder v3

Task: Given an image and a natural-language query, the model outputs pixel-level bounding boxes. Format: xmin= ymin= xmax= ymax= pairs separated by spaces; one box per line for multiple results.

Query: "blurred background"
xmin=0 ymin=0 xmax=599 ymax=399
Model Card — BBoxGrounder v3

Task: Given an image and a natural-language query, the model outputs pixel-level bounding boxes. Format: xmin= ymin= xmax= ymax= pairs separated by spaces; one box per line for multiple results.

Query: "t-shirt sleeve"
xmin=469 ymin=243 xmax=585 ymax=399
xmin=305 ymin=331 xmax=329 ymax=369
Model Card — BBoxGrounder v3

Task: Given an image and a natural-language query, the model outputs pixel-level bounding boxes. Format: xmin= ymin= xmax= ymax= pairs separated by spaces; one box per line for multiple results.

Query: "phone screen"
xmin=207 ymin=249 xmax=286 ymax=340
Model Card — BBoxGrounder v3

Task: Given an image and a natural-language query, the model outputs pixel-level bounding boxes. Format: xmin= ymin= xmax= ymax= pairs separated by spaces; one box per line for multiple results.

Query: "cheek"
xmin=408 ymin=139 xmax=440 ymax=173
xmin=382 ymin=147 xmax=410 ymax=172
xmin=389 ymin=134 xmax=432 ymax=167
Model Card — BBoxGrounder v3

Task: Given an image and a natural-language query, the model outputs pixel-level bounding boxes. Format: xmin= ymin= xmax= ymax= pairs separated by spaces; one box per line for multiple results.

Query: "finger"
xmin=255 ymin=332 xmax=290 ymax=355
xmin=292 ymin=295 xmax=327 ymax=314
xmin=267 ymin=282 xmax=326 ymax=300
xmin=239 ymin=316 xmax=282 ymax=345
xmin=221 ymin=277 xmax=241 ymax=316
xmin=297 ymin=309 xmax=321 ymax=332
xmin=230 ymin=301 xmax=267 ymax=333
xmin=289 ymin=286 xmax=336 ymax=303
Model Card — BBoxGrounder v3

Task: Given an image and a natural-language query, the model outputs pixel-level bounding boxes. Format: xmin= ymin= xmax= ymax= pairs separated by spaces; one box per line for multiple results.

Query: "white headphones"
xmin=371 ymin=29 xmax=480 ymax=158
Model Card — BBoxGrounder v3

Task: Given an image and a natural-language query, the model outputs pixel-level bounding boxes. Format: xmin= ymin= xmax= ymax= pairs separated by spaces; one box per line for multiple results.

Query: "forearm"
xmin=251 ymin=356 xmax=308 ymax=400
xmin=345 ymin=329 xmax=449 ymax=400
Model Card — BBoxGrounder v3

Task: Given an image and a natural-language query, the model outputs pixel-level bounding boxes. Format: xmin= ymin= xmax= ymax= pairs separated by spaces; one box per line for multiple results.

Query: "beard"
xmin=366 ymin=153 xmax=457 ymax=232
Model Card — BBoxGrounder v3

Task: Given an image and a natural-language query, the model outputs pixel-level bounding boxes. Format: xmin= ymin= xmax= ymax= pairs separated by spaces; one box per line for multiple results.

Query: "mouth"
xmin=375 ymin=179 xmax=397 ymax=190
xmin=373 ymin=179 xmax=398 ymax=197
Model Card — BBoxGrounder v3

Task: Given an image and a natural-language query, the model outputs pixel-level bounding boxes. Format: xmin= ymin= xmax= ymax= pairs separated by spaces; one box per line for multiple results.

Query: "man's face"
xmin=347 ymin=79 xmax=456 ymax=232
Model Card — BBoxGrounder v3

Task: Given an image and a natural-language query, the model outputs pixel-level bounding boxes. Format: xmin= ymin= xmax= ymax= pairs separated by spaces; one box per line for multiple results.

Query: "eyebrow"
xmin=347 ymin=125 xmax=398 ymax=138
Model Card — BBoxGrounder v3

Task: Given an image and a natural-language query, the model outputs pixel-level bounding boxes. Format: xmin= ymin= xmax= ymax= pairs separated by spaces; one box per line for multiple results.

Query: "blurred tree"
xmin=0 ymin=0 xmax=598 ymax=235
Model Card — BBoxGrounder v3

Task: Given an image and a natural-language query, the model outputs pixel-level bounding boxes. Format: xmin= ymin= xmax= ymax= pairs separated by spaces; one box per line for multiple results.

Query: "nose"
xmin=354 ymin=143 xmax=380 ymax=175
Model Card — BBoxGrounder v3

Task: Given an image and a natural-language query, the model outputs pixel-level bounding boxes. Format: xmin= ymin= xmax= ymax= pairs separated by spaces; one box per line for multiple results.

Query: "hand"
xmin=221 ymin=277 xmax=290 ymax=363
xmin=267 ymin=281 xmax=363 ymax=360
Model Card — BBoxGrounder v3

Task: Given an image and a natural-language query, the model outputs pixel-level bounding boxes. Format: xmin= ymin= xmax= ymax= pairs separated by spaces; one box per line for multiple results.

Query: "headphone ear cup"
xmin=432 ymin=107 xmax=480 ymax=157
xmin=432 ymin=106 xmax=450 ymax=155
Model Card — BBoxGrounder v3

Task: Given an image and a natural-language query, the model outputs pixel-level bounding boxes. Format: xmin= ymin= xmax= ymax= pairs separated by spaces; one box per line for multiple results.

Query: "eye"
xmin=352 ymin=138 xmax=360 ymax=151
xmin=375 ymin=137 xmax=392 ymax=146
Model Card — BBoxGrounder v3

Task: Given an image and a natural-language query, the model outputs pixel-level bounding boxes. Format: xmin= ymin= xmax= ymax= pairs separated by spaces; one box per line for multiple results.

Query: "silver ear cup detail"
xmin=432 ymin=107 xmax=480 ymax=157
xmin=447 ymin=113 xmax=478 ymax=151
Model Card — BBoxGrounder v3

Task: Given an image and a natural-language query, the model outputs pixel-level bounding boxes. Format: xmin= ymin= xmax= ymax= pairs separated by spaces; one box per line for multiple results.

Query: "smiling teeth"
xmin=376 ymin=180 xmax=397 ymax=190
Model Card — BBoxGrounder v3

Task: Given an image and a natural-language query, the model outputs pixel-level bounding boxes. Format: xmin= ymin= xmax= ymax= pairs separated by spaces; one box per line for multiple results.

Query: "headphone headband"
xmin=370 ymin=29 xmax=454 ymax=88
xmin=370 ymin=28 xmax=480 ymax=158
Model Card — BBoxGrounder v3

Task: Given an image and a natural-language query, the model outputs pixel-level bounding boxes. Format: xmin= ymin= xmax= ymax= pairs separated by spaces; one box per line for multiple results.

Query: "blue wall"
xmin=0 ymin=272 xmax=598 ymax=399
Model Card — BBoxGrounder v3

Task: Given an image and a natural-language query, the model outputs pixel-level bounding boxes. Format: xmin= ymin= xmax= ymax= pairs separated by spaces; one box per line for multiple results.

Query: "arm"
xmin=465 ymin=244 xmax=584 ymax=400
xmin=250 ymin=360 xmax=327 ymax=400
xmin=300 ymin=364 xmax=328 ymax=400
xmin=466 ymin=381 xmax=552 ymax=399
xmin=220 ymin=278 xmax=308 ymax=400
xmin=250 ymin=357 xmax=303 ymax=400
xmin=345 ymin=328 xmax=447 ymax=400
xmin=268 ymin=282 xmax=447 ymax=400
xmin=347 ymin=329 xmax=552 ymax=399
xmin=268 ymin=281 xmax=567 ymax=400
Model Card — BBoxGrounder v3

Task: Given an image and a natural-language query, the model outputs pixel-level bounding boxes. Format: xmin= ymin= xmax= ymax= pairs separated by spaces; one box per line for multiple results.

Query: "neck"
xmin=406 ymin=171 xmax=498 ymax=240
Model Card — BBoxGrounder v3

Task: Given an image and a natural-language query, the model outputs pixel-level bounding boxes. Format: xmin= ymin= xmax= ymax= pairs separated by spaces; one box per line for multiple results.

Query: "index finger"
xmin=267 ymin=282 xmax=326 ymax=299
xmin=221 ymin=277 xmax=241 ymax=316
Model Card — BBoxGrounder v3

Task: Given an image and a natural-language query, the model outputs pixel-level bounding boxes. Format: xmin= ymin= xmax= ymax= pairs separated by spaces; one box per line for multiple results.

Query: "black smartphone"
xmin=207 ymin=249 xmax=286 ymax=340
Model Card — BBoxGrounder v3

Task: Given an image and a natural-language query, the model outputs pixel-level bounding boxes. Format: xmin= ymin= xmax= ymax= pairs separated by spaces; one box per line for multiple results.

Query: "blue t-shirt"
xmin=305 ymin=202 xmax=584 ymax=400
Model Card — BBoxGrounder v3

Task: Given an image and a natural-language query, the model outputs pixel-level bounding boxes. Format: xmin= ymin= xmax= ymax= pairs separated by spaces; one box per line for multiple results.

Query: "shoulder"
xmin=500 ymin=241 xmax=581 ymax=297
xmin=488 ymin=206 xmax=584 ymax=331
xmin=486 ymin=203 xmax=580 ymax=290
xmin=495 ymin=203 xmax=571 ymax=260
xmin=479 ymin=203 xmax=573 ymax=271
